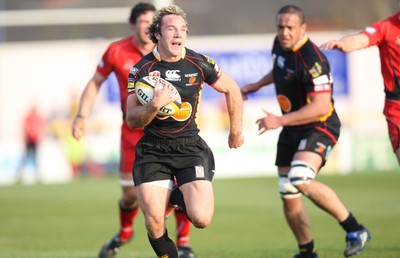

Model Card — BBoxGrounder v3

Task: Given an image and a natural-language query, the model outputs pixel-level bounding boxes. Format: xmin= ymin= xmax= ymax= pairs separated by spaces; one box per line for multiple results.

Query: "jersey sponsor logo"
xmin=309 ymin=62 xmax=322 ymax=78
xmin=128 ymin=77 xmax=135 ymax=92
xmin=315 ymin=142 xmax=327 ymax=157
xmin=149 ymin=70 xmax=161 ymax=77
xmin=185 ymin=73 xmax=198 ymax=77
xmin=313 ymin=74 xmax=333 ymax=92
xmin=277 ymin=55 xmax=285 ymax=69
xmin=203 ymin=54 xmax=219 ymax=74
xmin=129 ymin=67 xmax=138 ymax=76
xmin=185 ymin=73 xmax=199 ymax=86
xmin=204 ymin=55 xmax=215 ymax=65
xmin=165 ymin=70 xmax=181 ymax=81
xmin=187 ymin=76 xmax=198 ymax=86
xmin=365 ymin=26 xmax=377 ymax=35
xmin=314 ymin=84 xmax=331 ymax=92
xmin=277 ymin=94 xmax=292 ymax=112
xmin=195 ymin=165 xmax=205 ymax=178
xmin=312 ymin=74 xmax=331 ymax=85
xmin=156 ymin=102 xmax=192 ymax=122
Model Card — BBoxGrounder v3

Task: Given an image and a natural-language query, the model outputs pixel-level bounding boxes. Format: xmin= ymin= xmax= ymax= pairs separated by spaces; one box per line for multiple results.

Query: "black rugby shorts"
xmin=275 ymin=125 xmax=340 ymax=167
xmin=133 ymin=135 xmax=215 ymax=186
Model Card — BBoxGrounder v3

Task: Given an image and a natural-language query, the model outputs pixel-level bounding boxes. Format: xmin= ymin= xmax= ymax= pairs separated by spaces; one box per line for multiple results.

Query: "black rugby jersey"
xmin=272 ymin=36 xmax=339 ymax=127
xmin=127 ymin=47 xmax=221 ymax=139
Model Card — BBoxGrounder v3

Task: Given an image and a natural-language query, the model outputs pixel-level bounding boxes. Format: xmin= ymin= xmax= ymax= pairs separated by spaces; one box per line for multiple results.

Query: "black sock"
xmin=298 ymin=240 xmax=316 ymax=255
xmin=148 ymin=229 xmax=178 ymax=258
xmin=340 ymin=212 xmax=363 ymax=232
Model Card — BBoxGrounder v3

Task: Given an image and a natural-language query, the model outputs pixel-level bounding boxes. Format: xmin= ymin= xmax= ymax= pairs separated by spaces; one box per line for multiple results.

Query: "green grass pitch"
xmin=0 ymin=170 xmax=399 ymax=258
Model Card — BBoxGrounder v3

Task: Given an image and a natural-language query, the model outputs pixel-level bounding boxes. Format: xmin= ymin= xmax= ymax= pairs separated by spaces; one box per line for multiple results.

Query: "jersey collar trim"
xmin=292 ymin=35 xmax=309 ymax=52
xmin=152 ymin=46 xmax=186 ymax=61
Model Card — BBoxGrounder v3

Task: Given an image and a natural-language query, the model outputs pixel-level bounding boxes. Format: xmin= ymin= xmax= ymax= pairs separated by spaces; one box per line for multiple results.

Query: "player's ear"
xmin=155 ymin=32 xmax=161 ymax=41
xmin=300 ymin=23 xmax=307 ymax=36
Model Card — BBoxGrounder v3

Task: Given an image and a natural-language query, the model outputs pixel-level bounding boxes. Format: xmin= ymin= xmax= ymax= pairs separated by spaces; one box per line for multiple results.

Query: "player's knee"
xmin=288 ymin=160 xmax=316 ymax=187
xmin=190 ymin=216 xmax=211 ymax=229
xmin=279 ymin=175 xmax=302 ymax=199
xmin=188 ymin=210 xmax=212 ymax=229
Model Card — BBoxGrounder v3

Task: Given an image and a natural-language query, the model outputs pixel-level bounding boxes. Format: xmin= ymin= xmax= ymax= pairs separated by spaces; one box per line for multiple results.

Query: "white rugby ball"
xmin=135 ymin=76 xmax=182 ymax=116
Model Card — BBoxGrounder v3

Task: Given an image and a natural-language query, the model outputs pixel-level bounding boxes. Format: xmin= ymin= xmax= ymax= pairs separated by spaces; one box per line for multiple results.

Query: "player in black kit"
xmin=126 ymin=5 xmax=244 ymax=258
xmin=241 ymin=5 xmax=370 ymax=258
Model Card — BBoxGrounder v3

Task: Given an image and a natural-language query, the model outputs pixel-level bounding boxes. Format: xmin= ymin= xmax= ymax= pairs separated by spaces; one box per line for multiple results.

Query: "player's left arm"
xmin=281 ymin=92 xmax=332 ymax=126
xmin=256 ymin=92 xmax=331 ymax=134
xmin=212 ymin=70 xmax=244 ymax=148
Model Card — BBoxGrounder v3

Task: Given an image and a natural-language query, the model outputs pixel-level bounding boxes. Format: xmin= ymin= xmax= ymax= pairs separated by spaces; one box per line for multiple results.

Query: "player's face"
xmin=276 ymin=13 xmax=306 ymax=50
xmin=131 ymin=10 xmax=155 ymax=45
xmin=156 ymin=14 xmax=188 ymax=61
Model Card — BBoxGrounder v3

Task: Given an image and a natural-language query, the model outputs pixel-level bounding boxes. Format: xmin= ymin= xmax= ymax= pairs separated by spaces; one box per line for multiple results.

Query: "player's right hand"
xmin=240 ymin=83 xmax=259 ymax=101
xmin=72 ymin=116 xmax=85 ymax=140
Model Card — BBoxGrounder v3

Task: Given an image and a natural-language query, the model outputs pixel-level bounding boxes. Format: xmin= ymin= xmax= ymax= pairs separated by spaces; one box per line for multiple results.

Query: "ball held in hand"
xmin=135 ymin=76 xmax=182 ymax=116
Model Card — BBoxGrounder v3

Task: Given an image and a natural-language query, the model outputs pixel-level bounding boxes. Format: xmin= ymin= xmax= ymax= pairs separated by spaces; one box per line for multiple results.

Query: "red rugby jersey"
xmin=96 ymin=36 xmax=149 ymax=147
xmin=363 ymin=12 xmax=400 ymax=100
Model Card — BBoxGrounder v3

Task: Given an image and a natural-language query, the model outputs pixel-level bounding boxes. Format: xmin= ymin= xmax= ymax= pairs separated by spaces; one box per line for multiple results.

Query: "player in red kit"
xmin=320 ymin=3 xmax=400 ymax=165
xmin=71 ymin=3 xmax=195 ymax=258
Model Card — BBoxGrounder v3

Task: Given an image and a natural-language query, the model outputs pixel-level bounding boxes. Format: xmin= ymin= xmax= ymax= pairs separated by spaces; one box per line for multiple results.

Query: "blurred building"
xmin=0 ymin=0 xmax=397 ymax=42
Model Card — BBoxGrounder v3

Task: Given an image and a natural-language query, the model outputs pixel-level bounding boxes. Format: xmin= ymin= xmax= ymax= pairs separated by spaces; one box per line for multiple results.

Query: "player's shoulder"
xmin=107 ymin=36 xmax=133 ymax=51
xmin=184 ymin=48 xmax=204 ymax=60
xmin=300 ymin=38 xmax=327 ymax=63
xmin=137 ymin=51 xmax=156 ymax=65
xmin=131 ymin=52 xmax=157 ymax=75
xmin=185 ymin=48 xmax=216 ymax=66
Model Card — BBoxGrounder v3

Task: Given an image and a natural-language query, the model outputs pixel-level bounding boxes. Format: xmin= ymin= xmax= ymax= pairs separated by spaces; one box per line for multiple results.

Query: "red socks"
xmin=119 ymin=206 xmax=139 ymax=242
xmin=174 ymin=211 xmax=192 ymax=246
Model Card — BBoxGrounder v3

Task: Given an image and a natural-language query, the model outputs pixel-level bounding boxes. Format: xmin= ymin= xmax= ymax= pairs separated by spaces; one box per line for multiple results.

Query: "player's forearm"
xmin=259 ymin=71 xmax=274 ymax=87
xmin=338 ymin=33 xmax=370 ymax=53
xmin=252 ymin=71 xmax=274 ymax=91
xmin=225 ymin=88 xmax=243 ymax=135
xmin=76 ymin=82 xmax=100 ymax=117
xmin=281 ymin=102 xmax=330 ymax=126
xmin=126 ymin=101 xmax=159 ymax=128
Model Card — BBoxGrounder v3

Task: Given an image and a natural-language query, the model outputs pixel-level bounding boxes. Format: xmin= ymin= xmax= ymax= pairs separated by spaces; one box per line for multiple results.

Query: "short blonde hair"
xmin=148 ymin=5 xmax=188 ymax=44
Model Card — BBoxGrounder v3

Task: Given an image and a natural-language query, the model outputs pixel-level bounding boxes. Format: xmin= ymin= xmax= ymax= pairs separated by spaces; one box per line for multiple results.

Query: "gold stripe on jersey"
xmin=307 ymin=97 xmax=335 ymax=122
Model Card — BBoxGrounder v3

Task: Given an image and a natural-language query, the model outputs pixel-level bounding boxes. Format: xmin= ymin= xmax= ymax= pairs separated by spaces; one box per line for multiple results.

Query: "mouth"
xmin=172 ymin=41 xmax=182 ymax=47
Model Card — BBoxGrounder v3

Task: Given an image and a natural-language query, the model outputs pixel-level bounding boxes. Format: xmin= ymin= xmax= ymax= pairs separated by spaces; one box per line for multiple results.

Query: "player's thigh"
xmin=136 ymin=183 xmax=170 ymax=221
xmin=181 ymin=180 xmax=214 ymax=223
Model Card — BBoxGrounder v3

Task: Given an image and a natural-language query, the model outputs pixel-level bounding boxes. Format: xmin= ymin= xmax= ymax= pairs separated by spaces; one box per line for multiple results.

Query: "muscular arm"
xmin=212 ymin=70 xmax=244 ymax=148
xmin=320 ymin=33 xmax=370 ymax=53
xmin=257 ymin=92 xmax=332 ymax=134
xmin=72 ymin=71 xmax=105 ymax=140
